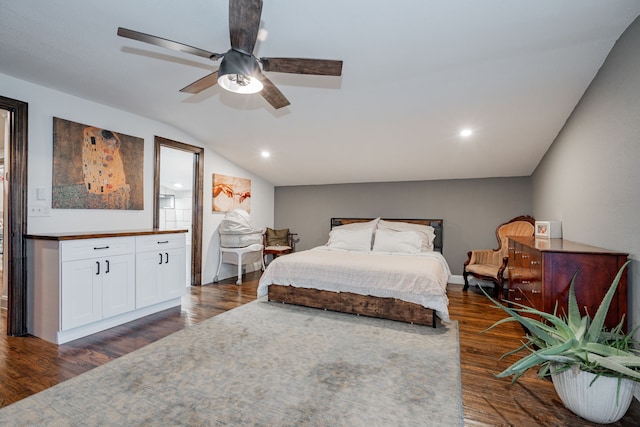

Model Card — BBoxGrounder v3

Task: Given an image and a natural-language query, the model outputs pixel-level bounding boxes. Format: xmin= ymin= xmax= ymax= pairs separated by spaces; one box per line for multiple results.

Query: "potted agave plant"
xmin=483 ymin=261 xmax=640 ymax=424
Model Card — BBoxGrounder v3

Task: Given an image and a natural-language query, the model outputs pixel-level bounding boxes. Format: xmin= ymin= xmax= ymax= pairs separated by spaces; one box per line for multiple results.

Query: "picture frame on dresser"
xmin=535 ymin=221 xmax=551 ymax=238
xmin=534 ymin=220 xmax=562 ymax=238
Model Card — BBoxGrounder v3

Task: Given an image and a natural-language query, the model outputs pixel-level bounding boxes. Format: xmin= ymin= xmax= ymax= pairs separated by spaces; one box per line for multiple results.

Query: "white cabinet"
xmin=27 ymin=231 xmax=187 ymax=344
xmin=61 ymin=253 xmax=135 ymax=330
xmin=60 ymin=237 xmax=136 ymax=331
xmin=135 ymin=234 xmax=186 ymax=309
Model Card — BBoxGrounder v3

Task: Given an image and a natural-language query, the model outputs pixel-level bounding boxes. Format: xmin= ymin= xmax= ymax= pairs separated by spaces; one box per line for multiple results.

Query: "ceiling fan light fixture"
xmin=218 ymin=49 xmax=263 ymax=94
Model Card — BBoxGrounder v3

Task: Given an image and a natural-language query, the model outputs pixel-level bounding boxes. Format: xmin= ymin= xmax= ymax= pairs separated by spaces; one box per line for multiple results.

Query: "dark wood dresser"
xmin=507 ymin=236 xmax=628 ymax=330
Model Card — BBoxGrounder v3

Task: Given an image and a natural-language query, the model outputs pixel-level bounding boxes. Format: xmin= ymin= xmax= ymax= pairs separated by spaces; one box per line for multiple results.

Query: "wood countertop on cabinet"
xmin=508 ymin=235 xmax=628 ymax=256
xmin=25 ymin=229 xmax=188 ymax=241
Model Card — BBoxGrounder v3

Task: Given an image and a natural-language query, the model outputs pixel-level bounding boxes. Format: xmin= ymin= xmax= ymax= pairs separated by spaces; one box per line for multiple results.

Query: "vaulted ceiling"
xmin=1 ymin=1 xmax=639 ymax=186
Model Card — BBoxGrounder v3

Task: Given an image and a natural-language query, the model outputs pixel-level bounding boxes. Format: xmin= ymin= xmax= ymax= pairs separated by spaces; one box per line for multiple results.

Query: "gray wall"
xmin=275 ymin=177 xmax=532 ymax=276
xmin=532 ymin=16 xmax=640 ymax=337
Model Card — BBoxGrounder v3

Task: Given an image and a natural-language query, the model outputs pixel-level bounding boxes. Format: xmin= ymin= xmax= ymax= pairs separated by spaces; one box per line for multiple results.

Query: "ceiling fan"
xmin=117 ymin=0 xmax=343 ymax=109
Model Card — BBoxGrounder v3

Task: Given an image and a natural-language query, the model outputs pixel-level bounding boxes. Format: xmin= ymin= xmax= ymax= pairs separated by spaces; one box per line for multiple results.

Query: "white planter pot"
xmin=551 ymin=366 xmax=636 ymax=424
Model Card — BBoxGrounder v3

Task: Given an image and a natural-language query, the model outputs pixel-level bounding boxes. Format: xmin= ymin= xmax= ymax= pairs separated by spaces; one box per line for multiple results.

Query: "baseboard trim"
xmin=449 ymin=274 xmax=464 ymax=285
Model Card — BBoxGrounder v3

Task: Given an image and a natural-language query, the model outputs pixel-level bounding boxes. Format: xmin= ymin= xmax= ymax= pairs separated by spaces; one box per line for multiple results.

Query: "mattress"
xmin=258 ymin=246 xmax=452 ymax=321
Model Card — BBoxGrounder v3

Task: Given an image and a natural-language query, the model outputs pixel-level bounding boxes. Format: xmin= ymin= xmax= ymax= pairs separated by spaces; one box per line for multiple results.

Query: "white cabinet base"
xmin=27 ymin=231 xmax=187 ymax=345
xmin=56 ymin=297 xmax=181 ymax=344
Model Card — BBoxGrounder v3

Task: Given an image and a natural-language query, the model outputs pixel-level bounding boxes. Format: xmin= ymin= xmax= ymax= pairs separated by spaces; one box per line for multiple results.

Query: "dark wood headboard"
xmin=330 ymin=218 xmax=444 ymax=253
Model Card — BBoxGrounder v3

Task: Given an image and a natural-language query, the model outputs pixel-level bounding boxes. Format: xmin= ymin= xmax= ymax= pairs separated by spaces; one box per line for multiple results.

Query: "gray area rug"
xmin=0 ymin=300 xmax=463 ymax=426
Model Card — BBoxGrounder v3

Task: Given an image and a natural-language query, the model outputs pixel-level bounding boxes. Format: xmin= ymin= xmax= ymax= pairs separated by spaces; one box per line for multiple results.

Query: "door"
xmin=101 ymin=253 xmax=136 ymax=318
xmin=153 ymin=136 xmax=204 ymax=286
xmin=161 ymin=247 xmax=186 ymax=299
xmin=135 ymin=250 xmax=164 ymax=308
xmin=0 ymin=110 xmax=6 ymax=312
xmin=61 ymin=259 xmax=102 ymax=330
xmin=0 ymin=96 xmax=28 ymax=336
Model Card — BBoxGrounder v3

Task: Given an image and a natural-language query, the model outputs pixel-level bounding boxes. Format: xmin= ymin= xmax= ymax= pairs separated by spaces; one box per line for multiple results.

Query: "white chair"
xmin=215 ymin=243 xmax=265 ymax=285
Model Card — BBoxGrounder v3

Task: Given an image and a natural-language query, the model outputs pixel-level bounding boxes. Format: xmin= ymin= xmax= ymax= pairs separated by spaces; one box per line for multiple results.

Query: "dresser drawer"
xmin=136 ymin=233 xmax=185 ymax=253
xmin=61 ymin=237 xmax=135 ymax=262
xmin=507 ymin=285 xmax=543 ymax=313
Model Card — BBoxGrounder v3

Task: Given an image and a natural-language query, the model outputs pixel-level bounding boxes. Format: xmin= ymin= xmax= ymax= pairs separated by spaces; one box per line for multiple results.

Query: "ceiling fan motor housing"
xmin=218 ymin=49 xmax=263 ymax=92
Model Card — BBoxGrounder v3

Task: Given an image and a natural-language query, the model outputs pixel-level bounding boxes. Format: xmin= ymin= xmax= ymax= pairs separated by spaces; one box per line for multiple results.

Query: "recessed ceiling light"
xmin=258 ymin=28 xmax=269 ymax=42
xmin=261 ymin=151 xmax=271 ymax=158
xmin=460 ymin=129 xmax=473 ymax=137
xmin=174 ymin=183 xmax=183 ymax=188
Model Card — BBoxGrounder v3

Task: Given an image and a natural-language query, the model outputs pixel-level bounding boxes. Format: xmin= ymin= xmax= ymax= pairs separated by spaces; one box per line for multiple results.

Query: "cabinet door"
xmin=136 ymin=248 xmax=186 ymax=308
xmin=61 ymin=259 xmax=102 ymax=330
xmin=136 ymin=250 xmax=165 ymax=308
xmin=161 ymin=247 xmax=186 ymax=299
xmin=102 ymin=254 xmax=136 ymax=318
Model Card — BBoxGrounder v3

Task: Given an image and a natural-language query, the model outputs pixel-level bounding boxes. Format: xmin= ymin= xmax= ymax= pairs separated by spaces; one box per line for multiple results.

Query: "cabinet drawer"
xmin=507 ymin=285 xmax=543 ymax=311
xmin=136 ymin=233 xmax=185 ymax=253
xmin=61 ymin=237 xmax=135 ymax=262
xmin=510 ymin=241 xmax=526 ymax=268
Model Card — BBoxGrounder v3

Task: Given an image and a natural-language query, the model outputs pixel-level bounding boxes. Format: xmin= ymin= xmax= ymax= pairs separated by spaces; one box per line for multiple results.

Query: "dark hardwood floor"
xmin=1 ymin=272 xmax=638 ymax=425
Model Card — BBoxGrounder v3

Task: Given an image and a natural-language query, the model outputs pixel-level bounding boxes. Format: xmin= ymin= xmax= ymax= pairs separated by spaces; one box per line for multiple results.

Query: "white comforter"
xmin=258 ymin=246 xmax=452 ymax=321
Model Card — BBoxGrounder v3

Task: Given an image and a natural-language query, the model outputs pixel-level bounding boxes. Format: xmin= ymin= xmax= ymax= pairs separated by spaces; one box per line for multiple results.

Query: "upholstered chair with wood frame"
xmin=263 ymin=228 xmax=297 ymax=265
xmin=463 ymin=215 xmax=535 ymax=299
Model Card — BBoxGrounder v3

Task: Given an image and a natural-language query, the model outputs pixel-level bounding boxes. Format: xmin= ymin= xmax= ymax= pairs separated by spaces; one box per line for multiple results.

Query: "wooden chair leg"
xmin=494 ymin=278 xmax=506 ymax=301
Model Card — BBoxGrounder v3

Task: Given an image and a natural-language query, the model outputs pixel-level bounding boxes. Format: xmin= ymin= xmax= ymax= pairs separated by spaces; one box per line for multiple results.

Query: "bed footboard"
xmin=268 ymin=285 xmax=438 ymax=327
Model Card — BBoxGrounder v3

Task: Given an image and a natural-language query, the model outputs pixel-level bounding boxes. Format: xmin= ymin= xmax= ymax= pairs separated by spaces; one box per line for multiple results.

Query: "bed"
xmin=257 ymin=218 xmax=451 ymax=327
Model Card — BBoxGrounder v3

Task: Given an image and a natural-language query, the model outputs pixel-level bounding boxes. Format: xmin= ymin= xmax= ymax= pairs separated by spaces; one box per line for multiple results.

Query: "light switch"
xmin=36 ymin=187 xmax=46 ymax=200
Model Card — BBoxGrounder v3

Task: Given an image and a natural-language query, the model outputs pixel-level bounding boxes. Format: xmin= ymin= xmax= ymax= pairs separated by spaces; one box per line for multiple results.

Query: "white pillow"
xmin=372 ymin=229 xmax=422 ymax=254
xmin=327 ymin=228 xmax=373 ymax=251
xmin=332 ymin=218 xmax=380 ymax=231
xmin=377 ymin=220 xmax=436 ymax=252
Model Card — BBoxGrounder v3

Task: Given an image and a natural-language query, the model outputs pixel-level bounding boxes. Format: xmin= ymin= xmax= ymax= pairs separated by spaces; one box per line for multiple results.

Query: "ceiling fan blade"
xmin=229 ymin=0 xmax=263 ymax=53
xmin=257 ymin=74 xmax=290 ymax=109
xmin=260 ymin=58 xmax=343 ymax=76
xmin=180 ymin=71 xmax=219 ymax=94
xmin=117 ymin=27 xmax=223 ymax=60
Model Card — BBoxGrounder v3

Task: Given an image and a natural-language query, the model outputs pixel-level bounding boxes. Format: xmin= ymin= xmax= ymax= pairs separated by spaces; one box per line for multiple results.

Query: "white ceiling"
xmin=1 ymin=1 xmax=639 ymax=186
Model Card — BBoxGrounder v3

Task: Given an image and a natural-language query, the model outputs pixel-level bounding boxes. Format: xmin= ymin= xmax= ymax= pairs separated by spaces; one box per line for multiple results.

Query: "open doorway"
xmin=154 ymin=136 xmax=204 ymax=286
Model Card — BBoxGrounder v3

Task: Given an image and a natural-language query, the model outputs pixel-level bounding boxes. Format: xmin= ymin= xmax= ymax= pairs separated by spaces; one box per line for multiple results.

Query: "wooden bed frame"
xmin=267 ymin=218 xmax=445 ymax=327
